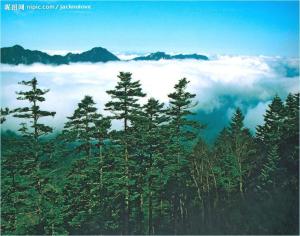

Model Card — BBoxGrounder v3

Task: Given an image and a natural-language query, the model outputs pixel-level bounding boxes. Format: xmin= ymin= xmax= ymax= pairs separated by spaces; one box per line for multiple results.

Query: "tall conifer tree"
xmin=105 ymin=72 xmax=146 ymax=234
xmin=166 ymin=78 xmax=201 ymax=234
xmin=63 ymin=95 xmax=100 ymax=157
xmin=12 ymin=77 xmax=56 ymax=233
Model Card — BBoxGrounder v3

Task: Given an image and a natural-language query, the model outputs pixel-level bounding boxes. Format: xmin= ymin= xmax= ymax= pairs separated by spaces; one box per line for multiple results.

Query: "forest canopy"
xmin=1 ymin=73 xmax=299 ymax=235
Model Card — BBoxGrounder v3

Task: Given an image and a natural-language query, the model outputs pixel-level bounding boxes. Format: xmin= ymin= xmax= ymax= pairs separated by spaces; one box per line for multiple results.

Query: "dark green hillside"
xmin=65 ymin=47 xmax=120 ymax=63
xmin=0 ymin=45 xmax=120 ymax=65
xmin=1 ymin=45 xmax=66 ymax=65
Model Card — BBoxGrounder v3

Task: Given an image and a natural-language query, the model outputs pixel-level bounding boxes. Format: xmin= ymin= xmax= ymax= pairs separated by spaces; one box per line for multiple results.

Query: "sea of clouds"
xmin=1 ymin=55 xmax=299 ymax=141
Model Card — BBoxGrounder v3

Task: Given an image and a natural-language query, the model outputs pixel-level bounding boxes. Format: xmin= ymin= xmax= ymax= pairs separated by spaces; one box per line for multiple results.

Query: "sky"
xmin=1 ymin=1 xmax=299 ymax=56
xmin=1 ymin=1 xmax=299 ymax=141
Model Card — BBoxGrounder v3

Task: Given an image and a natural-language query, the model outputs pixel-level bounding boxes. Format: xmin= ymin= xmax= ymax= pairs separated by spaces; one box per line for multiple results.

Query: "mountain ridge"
xmin=1 ymin=45 xmax=209 ymax=65
xmin=1 ymin=45 xmax=120 ymax=65
xmin=133 ymin=51 xmax=209 ymax=61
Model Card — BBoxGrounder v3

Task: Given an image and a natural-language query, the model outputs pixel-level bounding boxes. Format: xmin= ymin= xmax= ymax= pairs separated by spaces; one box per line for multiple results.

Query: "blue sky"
xmin=1 ymin=1 xmax=299 ymax=56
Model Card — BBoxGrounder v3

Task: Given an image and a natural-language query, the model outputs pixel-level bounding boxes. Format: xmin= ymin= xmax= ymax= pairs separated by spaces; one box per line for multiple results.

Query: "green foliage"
xmin=257 ymin=145 xmax=280 ymax=192
xmin=256 ymin=95 xmax=285 ymax=145
xmin=1 ymin=76 xmax=299 ymax=235
xmin=1 ymin=107 xmax=11 ymax=123
xmin=63 ymin=95 xmax=103 ymax=157
xmin=105 ymin=71 xmax=146 ymax=128
xmin=13 ymin=78 xmax=56 ymax=141
xmin=256 ymin=93 xmax=299 ymax=192
xmin=104 ymin=72 xmax=146 ymax=234
xmin=213 ymin=108 xmax=256 ymax=194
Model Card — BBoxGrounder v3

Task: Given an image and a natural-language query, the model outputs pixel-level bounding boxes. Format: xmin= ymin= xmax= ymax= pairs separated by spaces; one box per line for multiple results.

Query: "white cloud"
xmin=114 ymin=53 xmax=143 ymax=60
xmin=244 ymin=101 xmax=271 ymax=132
xmin=1 ymin=56 xmax=299 ymax=133
xmin=43 ymin=50 xmax=83 ymax=56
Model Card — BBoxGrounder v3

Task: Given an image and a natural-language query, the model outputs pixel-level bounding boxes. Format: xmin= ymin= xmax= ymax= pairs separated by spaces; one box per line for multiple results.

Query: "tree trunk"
xmin=172 ymin=194 xmax=177 ymax=235
xmin=124 ymin=145 xmax=130 ymax=235
xmin=148 ymin=187 xmax=153 ymax=234
xmin=148 ymin=152 xmax=153 ymax=235
xmin=99 ymin=143 xmax=103 ymax=188
xmin=238 ymin=160 xmax=244 ymax=197
xmin=123 ymin=113 xmax=130 ymax=235
xmin=138 ymin=191 xmax=143 ymax=234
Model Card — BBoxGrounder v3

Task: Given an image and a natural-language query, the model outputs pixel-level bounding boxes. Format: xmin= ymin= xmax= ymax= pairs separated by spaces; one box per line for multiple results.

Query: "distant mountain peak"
xmin=90 ymin=46 xmax=106 ymax=51
xmin=1 ymin=45 xmax=120 ymax=65
xmin=12 ymin=45 xmax=24 ymax=50
xmin=133 ymin=51 xmax=208 ymax=61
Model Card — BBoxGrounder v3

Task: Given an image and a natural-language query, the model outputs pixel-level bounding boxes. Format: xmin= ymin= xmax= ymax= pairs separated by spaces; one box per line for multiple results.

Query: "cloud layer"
xmin=1 ymin=55 xmax=299 ymax=137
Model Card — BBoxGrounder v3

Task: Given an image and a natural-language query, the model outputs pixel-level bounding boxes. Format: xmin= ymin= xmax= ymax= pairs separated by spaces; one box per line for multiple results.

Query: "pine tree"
xmin=214 ymin=128 xmax=237 ymax=193
xmin=282 ymin=93 xmax=299 ymax=184
xmin=63 ymin=95 xmax=100 ymax=157
xmin=105 ymin=72 xmax=146 ymax=131
xmin=228 ymin=108 xmax=255 ymax=195
xmin=9 ymin=77 xmax=56 ymax=233
xmin=256 ymin=95 xmax=285 ymax=146
xmin=257 ymin=145 xmax=280 ymax=192
xmin=256 ymin=95 xmax=286 ymax=191
xmin=143 ymin=98 xmax=168 ymax=235
xmin=166 ymin=78 xmax=202 ymax=234
xmin=14 ymin=78 xmax=56 ymax=143
xmin=105 ymin=72 xmax=146 ymax=234
xmin=214 ymin=108 xmax=255 ymax=196
xmin=130 ymin=98 xmax=168 ymax=234
xmin=229 ymin=108 xmax=244 ymax=134
xmin=284 ymin=93 xmax=299 ymax=137
xmin=61 ymin=96 xmax=111 ymax=233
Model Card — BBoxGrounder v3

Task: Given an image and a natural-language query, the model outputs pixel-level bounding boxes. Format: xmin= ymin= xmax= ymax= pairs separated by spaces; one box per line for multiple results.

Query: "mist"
xmin=1 ymin=55 xmax=299 ymax=140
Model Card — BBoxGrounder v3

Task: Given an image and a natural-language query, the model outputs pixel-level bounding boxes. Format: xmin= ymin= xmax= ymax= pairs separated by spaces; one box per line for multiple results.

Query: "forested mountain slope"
xmin=1 ymin=74 xmax=299 ymax=235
